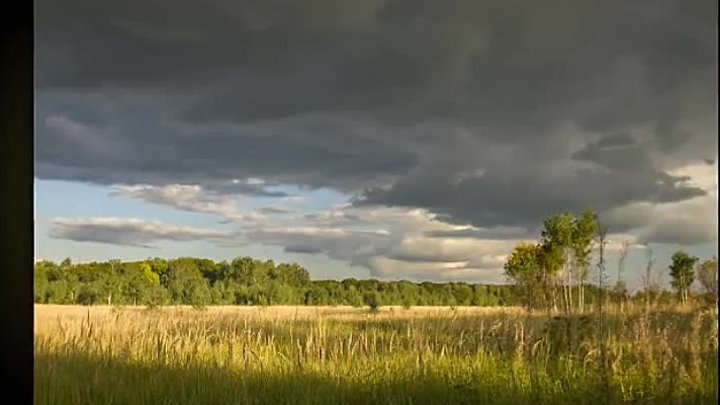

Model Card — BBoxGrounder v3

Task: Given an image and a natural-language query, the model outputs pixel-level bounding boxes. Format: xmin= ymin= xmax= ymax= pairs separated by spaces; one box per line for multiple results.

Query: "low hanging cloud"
xmin=238 ymin=205 xmax=528 ymax=282
xmin=109 ymin=183 xmax=291 ymax=223
xmin=366 ymin=256 xmax=508 ymax=282
xmin=50 ymin=217 xmax=234 ymax=248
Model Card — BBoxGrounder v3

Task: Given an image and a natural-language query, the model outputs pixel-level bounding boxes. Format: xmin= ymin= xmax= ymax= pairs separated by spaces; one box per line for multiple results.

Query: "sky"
xmin=34 ymin=0 xmax=717 ymax=288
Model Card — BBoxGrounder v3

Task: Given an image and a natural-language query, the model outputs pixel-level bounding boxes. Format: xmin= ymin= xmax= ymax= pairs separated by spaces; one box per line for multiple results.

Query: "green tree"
xmin=504 ymin=243 xmax=546 ymax=310
xmin=101 ymin=270 xmax=121 ymax=306
xmin=541 ymin=213 xmax=577 ymax=314
xmin=697 ymin=257 xmax=718 ymax=305
xmin=268 ymin=281 xmax=296 ymax=305
xmin=452 ymin=283 xmax=473 ymax=306
xmin=121 ymin=269 xmax=154 ymax=306
xmin=572 ymin=209 xmax=597 ymax=313
xmin=76 ymin=284 xmax=101 ymax=305
xmin=342 ymin=282 xmax=364 ymax=307
xmin=669 ymin=250 xmax=698 ymax=304
xmin=363 ymin=291 xmax=382 ymax=311
xmin=305 ymin=285 xmax=329 ymax=305
xmin=145 ymin=284 xmax=170 ymax=308
xmin=166 ymin=259 xmax=211 ymax=307
xmin=34 ymin=262 xmax=51 ymax=303
xmin=141 ymin=262 xmax=161 ymax=286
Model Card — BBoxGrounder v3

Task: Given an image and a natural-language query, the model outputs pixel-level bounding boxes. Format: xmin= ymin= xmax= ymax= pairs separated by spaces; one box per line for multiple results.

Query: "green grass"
xmin=34 ymin=305 xmax=718 ymax=405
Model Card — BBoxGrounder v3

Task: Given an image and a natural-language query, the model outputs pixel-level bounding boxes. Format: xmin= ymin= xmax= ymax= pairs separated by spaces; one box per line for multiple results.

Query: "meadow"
xmin=35 ymin=304 xmax=718 ymax=405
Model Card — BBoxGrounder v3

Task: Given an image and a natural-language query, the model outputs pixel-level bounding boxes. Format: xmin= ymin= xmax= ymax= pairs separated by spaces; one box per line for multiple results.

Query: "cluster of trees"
xmin=34 ymin=257 xmax=518 ymax=308
xmin=504 ymin=209 xmax=718 ymax=312
xmin=504 ymin=210 xmax=598 ymax=313
xmin=669 ymin=251 xmax=718 ymax=305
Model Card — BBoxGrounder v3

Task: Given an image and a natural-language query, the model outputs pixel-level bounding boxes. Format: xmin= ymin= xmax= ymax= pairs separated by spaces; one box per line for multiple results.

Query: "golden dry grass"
xmin=34 ymin=304 xmax=718 ymax=405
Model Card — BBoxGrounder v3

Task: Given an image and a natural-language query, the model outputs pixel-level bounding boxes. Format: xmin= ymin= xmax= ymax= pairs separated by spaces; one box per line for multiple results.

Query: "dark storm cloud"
xmin=35 ymin=0 xmax=717 ymax=240
xmin=34 ymin=98 xmax=418 ymax=192
xmin=362 ymin=163 xmax=706 ymax=230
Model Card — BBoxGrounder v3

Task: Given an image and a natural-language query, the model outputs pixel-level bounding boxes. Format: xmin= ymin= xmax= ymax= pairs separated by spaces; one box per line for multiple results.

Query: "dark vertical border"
xmin=0 ymin=0 xmax=34 ymax=402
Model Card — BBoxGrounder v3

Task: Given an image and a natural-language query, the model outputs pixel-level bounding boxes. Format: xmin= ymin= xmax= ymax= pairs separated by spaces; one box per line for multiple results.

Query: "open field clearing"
xmin=35 ymin=304 xmax=718 ymax=405
xmin=34 ymin=304 xmax=527 ymax=323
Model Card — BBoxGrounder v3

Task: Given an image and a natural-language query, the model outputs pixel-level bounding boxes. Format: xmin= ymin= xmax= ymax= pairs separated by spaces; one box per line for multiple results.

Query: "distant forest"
xmin=34 ymin=257 xmax=520 ymax=307
xmin=33 ymin=255 xmax=691 ymax=308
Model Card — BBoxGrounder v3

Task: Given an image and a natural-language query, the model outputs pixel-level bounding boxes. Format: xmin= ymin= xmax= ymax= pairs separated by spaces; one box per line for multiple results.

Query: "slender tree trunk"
xmin=562 ymin=273 xmax=568 ymax=315
xmin=580 ymin=267 xmax=588 ymax=312
xmin=560 ymin=272 xmax=565 ymax=315
xmin=574 ymin=264 xmax=580 ymax=314
xmin=582 ymin=267 xmax=587 ymax=314
xmin=543 ymin=268 xmax=548 ymax=313
xmin=644 ymin=254 xmax=652 ymax=313
xmin=559 ymin=274 xmax=567 ymax=314
xmin=567 ymin=268 xmax=574 ymax=315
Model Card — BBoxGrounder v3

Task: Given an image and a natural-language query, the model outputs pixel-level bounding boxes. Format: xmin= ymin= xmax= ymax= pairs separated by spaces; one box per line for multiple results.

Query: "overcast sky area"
xmin=34 ymin=0 xmax=717 ymax=288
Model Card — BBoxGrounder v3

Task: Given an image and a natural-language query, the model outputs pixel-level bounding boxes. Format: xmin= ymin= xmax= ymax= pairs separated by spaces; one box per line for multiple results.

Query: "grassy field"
xmin=35 ymin=304 xmax=718 ymax=405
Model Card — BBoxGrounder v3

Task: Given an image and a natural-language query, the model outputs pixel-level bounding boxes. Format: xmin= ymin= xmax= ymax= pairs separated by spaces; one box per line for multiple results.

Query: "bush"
xmin=76 ymin=285 xmax=100 ymax=306
xmin=364 ymin=292 xmax=381 ymax=313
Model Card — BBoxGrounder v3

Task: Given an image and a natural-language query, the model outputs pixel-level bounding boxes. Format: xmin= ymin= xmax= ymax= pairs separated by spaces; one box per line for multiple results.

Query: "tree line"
xmin=34 ymin=256 xmax=520 ymax=308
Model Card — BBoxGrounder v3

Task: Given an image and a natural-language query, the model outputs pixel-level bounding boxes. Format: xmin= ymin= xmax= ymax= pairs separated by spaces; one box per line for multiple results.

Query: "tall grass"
xmin=35 ymin=304 xmax=718 ymax=405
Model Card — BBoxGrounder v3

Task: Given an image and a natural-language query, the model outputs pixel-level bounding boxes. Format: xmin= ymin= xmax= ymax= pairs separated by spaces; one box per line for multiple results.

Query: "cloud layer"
xmin=36 ymin=0 xmax=717 ymax=279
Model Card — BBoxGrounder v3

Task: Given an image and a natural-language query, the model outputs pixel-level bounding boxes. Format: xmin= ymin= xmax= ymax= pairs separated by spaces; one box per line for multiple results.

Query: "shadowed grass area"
xmin=34 ymin=305 xmax=718 ymax=405
xmin=34 ymin=352 xmax=627 ymax=405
